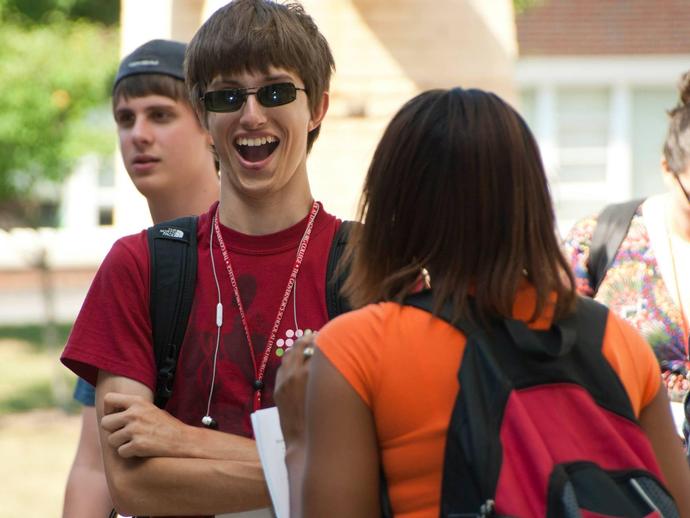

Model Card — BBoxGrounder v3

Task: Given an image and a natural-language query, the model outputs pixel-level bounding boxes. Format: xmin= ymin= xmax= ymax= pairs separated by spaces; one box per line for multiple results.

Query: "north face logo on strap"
xmin=158 ymin=228 xmax=185 ymax=239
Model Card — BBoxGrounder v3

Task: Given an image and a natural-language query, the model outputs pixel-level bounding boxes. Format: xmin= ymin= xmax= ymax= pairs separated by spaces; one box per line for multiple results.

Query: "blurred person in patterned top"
xmin=563 ymin=70 xmax=690 ymax=456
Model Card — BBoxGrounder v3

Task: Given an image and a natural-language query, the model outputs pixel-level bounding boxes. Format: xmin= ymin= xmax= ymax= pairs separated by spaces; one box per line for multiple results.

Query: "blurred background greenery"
xmin=0 ymin=0 xmax=117 ymax=410
xmin=0 ymin=0 xmax=118 ymax=228
xmin=0 ymin=323 xmax=74 ymax=413
xmin=0 ymin=1 xmax=117 ymax=516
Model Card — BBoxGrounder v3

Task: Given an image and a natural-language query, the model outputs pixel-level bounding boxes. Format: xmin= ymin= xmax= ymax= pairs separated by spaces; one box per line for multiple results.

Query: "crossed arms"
xmin=96 ymin=372 xmax=270 ymax=516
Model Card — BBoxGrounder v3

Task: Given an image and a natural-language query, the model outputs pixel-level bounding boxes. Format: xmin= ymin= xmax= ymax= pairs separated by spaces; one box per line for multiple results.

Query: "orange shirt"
xmin=316 ymin=289 xmax=661 ymax=518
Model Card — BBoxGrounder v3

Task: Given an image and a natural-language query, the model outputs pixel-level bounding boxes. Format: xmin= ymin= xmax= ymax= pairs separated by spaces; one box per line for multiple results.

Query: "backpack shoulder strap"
xmin=405 ymin=293 xmax=612 ymax=386
xmin=325 ymin=220 xmax=357 ymax=320
xmin=588 ymin=198 xmax=644 ymax=294
xmin=402 ymin=292 xmax=615 ymax=517
xmin=404 ymin=292 xmax=609 ymax=358
xmin=147 ymin=216 xmax=198 ymax=409
xmin=404 ymin=290 xmax=478 ymax=336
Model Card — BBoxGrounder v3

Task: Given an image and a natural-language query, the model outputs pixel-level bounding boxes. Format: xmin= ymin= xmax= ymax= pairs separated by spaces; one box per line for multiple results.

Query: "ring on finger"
xmin=303 ymin=345 xmax=315 ymax=359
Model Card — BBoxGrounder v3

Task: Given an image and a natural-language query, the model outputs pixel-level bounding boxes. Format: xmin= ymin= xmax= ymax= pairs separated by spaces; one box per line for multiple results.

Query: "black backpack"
xmin=147 ymin=216 xmax=355 ymax=409
xmin=587 ymin=198 xmax=644 ymax=294
xmin=381 ymin=291 xmax=679 ymax=518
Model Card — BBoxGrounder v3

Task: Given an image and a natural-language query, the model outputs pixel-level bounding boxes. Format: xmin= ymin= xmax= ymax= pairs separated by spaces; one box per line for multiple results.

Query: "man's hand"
xmin=95 ymin=374 xmax=268 ymax=515
xmin=101 ymin=393 xmax=186 ymax=458
xmin=274 ymin=332 xmax=316 ymax=446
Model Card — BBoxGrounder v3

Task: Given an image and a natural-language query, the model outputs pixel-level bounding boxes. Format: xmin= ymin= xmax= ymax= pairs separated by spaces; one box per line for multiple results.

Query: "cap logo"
xmin=159 ymin=228 xmax=184 ymax=239
xmin=128 ymin=59 xmax=160 ymax=68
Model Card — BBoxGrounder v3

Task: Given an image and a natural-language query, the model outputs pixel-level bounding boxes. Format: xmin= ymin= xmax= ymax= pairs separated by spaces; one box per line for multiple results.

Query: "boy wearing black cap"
xmin=62 ymin=1 xmax=341 ymax=516
xmin=111 ymin=39 xmax=219 ymax=222
xmin=62 ymin=39 xmax=218 ymax=517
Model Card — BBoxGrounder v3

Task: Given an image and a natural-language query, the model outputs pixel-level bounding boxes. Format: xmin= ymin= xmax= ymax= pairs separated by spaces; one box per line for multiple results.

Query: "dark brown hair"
xmin=112 ymin=73 xmax=189 ymax=112
xmin=663 ymin=71 xmax=690 ymax=175
xmin=343 ymin=88 xmax=576 ymax=325
xmin=185 ymin=0 xmax=335 ymax=152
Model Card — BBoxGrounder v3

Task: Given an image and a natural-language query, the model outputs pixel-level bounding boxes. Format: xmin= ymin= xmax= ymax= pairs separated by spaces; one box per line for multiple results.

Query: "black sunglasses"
xmin=201 ymin=82 xmax=307 ymax=113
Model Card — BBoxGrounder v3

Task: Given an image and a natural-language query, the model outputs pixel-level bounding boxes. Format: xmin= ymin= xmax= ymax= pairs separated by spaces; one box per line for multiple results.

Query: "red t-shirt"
xmin=62 ymin=202 xmax=339 ymax=437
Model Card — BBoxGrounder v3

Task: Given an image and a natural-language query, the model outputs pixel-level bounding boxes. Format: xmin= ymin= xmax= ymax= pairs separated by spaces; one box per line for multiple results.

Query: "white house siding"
xmin=516 ymin=56 xmax=690 ymax=235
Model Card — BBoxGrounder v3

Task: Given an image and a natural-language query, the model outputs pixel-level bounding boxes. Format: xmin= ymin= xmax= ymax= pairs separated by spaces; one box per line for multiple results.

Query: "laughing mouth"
xmin=235 ymin=136 xmax=279 ymax=163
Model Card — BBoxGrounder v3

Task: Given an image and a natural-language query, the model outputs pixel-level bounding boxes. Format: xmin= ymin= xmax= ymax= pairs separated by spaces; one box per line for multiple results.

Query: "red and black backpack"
xmin=386 ymin=291 xmax=679 ymax=518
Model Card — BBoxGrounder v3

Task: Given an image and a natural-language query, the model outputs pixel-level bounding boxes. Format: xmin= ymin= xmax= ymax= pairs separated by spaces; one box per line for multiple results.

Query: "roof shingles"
xmin=516 ymin=0 xmax=690 ymax=55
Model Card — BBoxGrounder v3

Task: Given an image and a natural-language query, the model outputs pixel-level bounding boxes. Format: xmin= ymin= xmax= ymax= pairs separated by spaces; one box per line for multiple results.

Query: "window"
xmin=555 ymin=88 xmax=609 ymax=183
xmin=519 ymin=88 xmax=536 ymax=128
xmin=97 ymin=162 xmax=115 ymax=188
xmin=98 ymin=206 xmax=114 ymax=226
xmin=631 ymin=87 xmax=677 ymax=198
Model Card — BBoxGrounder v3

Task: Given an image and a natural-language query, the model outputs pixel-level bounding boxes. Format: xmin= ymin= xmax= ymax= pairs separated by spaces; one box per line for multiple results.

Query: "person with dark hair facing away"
xmin=61 ymin=1 xmax=340 ymax=516
xmin=275 ymin=88 xmax=690 ymax=517
xmin=564 ymin=71 xmax=690 ymax=455
xmin=62 ymin=39 xmax=219 ymax=518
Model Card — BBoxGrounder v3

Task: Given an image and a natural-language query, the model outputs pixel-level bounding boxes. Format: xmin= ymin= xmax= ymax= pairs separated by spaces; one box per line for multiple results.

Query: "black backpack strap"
xmin=379 ymin=465 xmax=394 ymax=518
xmin=404 ymin=290 xmax=477 ymax=336
xmin=147 ymin=216 xmax=198 ymax=409
xmin=588 ymin=199 xmax=643 ymax=294
xmin=401 ymin=291 xmax=487 ymax=516
xmin=325 ymin=220 xmax=357 ymax=320
xmin=402 ymin=292 xmax=614 ymax=517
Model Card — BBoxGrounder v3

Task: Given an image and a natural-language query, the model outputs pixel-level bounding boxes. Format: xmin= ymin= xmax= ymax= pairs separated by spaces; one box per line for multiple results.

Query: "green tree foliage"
xmin=0 ymin=0 xmax=118 ymax=25
xmin=514 ymin=0 xmax=545 ymax=14
xmin=0 ymin=0 xmax=118 ymax=226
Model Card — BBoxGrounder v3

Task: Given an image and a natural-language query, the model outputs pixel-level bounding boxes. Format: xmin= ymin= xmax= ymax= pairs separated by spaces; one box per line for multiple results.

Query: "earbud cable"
xmin=207 ymin=221 xmax=223 ymax=420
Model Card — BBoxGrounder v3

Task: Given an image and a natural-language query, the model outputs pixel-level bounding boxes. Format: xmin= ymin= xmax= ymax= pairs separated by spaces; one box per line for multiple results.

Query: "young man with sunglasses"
xmin=62 ymin=39 xmax=219 ymax=517
xmin=61 ymin=1 xmax=339 ymax=515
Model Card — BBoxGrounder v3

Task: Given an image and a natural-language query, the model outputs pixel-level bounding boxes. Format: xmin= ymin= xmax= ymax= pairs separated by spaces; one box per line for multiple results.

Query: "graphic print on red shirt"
xmin=62 ymin=201 xmax=340 ymax=438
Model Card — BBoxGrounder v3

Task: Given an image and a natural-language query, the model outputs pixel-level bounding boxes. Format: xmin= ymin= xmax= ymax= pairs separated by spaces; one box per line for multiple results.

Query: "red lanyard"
xmin=212 ymin=201 xmax=320 ymax=410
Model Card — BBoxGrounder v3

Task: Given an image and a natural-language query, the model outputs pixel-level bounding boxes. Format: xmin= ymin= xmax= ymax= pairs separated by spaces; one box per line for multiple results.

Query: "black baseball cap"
xmin=113 ymin=39 xmax=186 ymax=91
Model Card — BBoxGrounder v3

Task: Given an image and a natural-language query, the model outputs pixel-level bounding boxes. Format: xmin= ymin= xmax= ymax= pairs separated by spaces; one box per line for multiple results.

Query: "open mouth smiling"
xmin=235 ymin=136 xmax=279 ymax=163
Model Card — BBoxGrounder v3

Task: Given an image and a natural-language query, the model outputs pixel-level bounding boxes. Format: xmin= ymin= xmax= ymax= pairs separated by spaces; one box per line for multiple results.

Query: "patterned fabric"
xmin=563 ymin=208 xmax=689 ymax=403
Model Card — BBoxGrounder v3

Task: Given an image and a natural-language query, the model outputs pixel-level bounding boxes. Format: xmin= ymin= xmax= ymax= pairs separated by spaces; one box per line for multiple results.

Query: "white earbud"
xmin=201 ymin=415 xmax=218 ymax=429
xmin=216 ymin=302 xmax=223 ymax=327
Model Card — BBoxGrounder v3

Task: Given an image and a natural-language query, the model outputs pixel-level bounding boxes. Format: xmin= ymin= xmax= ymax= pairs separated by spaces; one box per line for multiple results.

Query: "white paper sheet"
xmin=670 ymin=401 xmax=686 ymax=437
xmin=250 ymin=407 xmax=289 ymax=518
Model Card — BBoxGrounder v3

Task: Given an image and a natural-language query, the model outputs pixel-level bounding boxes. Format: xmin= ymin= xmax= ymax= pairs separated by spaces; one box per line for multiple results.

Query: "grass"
xmin=0 ymin=337 xmax=79 ymax=415
xmin=0 ymin=323 xmax=82 ymax=517
xmin=0 ymin=410 xmax=80 ymax=518
xmin=0 ymin=322 xmax=78 ymax=415
xmin=0 ymin=322 xmax=73 ymax=352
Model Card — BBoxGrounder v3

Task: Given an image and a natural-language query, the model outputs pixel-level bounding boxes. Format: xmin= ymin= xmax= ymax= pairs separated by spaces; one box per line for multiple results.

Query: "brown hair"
xmin=343 ymin=88 xmax=576 ymax=325
xmin=112 ymin=73 xmax=189 ymax=112
xmin=663 ymin=71 xmax=690 ymax=175
xmin=185 ymin=0 xmax=335 ymax=152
